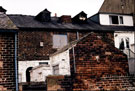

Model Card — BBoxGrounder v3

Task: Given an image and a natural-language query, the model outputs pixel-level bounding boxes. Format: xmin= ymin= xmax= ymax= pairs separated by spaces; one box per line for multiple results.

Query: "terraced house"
xmin=0 ymin=0 xmax=134 ymax=91
xmin=0 ymin=7 xmax=18 ymax=91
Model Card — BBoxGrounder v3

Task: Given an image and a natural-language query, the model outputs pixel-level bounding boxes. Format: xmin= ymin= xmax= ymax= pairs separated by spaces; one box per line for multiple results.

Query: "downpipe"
xmin=15 ymin=33 xmax=18 ymax=91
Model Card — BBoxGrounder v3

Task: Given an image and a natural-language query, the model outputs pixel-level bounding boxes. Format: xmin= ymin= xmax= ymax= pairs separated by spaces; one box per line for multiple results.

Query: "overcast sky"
xmin=0 ymin=0 xmax=104 ymax=17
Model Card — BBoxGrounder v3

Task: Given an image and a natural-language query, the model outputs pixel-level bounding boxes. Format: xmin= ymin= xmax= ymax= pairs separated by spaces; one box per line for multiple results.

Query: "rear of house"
xmin=0 ymin=7 xmax=18 ymax=91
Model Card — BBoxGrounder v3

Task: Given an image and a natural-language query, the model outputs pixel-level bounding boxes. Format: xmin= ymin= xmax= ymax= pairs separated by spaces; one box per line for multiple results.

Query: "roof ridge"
xmin=7 ymin=14 xmax=35 ymax=17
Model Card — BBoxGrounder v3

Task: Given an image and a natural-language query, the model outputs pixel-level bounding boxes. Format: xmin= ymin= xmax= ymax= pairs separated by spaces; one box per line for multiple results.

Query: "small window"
xmin=125 ymin=38 xmax=129 ymax=48
xmin=39 ymin=62 xmax=48 ymax=65
xmin=110 ymin=16 xmax=119 ymax=24
xmin=119 ymin=16 xmax=123 ymax=24
xmin=110 ymin=15 xmax=124 ymax=25
xmin=53 ymin=65 xmax=59 ymax=75
xmin=119 ymin=38 xmax=125 ymax=50
xmin=119 ymin=37 xmax=130 ymax=50
xmin=53 ymin=34 xmax=68 ymax=49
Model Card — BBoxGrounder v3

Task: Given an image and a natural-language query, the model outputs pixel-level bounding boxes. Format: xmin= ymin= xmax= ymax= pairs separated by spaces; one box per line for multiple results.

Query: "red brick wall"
xmin=0 ymin=33 xmax=16 ymax=91
xmin=18 ymin=29 xmax=114 ymax=61
xmin=69 ymin=33 xmax=129 ymax=90
xmin=18 ymin=30 xmax=85 ymax=61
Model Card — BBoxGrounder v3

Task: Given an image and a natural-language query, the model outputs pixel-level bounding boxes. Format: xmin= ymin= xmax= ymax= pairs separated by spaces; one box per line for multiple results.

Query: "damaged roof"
xmin=8 ymin=14 xmax=135 ymax=32
xmin=0 ymin=14 xmax=17 ymax=30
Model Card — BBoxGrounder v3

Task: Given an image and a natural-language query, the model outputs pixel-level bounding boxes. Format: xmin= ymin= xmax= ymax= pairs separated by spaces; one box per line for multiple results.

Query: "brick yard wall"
xmin=69 ymin=33 xmax=130 ymax=90
xmin=46 ymin=76 xmax=72 ymax=91
xmin=0 ymin=32 xmax=16 ymax=91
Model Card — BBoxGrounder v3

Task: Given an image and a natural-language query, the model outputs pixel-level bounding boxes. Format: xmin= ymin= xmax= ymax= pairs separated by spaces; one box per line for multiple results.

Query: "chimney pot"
xmin=59 ymin=15 xmax=72 ymax=23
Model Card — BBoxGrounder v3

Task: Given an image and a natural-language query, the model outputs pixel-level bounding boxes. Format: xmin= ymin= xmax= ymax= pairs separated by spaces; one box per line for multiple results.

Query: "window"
xmin=110 ymin=16 xmax=119 ymax=24
xmin=53 ymin=34 xmax=68 ymax=49
xmin=110 ymin=15 xmax=124 ymax=25
xmin=119 ymin=16 xmax=123 ymax=24
xmin=39 ymin=62 xmax=48 ymax=65
xmin=53 ymin=65 xmax=59 ymax=75
xmin=119 ymin=37 xmax=130 ymax=50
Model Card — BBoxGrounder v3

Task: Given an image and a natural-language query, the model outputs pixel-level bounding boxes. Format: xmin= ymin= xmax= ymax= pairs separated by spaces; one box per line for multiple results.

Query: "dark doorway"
xmin=26 ymin=67 xmax=33 ymax=82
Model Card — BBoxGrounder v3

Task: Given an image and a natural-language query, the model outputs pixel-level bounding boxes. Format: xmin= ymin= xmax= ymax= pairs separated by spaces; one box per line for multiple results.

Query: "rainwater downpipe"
xmin=15 ymin=33 xmax=18 ymax=91
xmin=134 ymin=30 xmax=135 ymax=75
xmin=77 ymin=31 xmax=79 ymax=40
xmin=72 ymin=47 xmax=76 ymax=73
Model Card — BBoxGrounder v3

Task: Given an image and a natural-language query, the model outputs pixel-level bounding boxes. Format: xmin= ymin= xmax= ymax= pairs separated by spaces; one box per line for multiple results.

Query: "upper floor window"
xmin=53 ymin=34 xmax=68 ymax=49
xmin=109 ymin=15 xmax=123 ymax=25
xmin=119 ymin=37 xmax=129 ymax=50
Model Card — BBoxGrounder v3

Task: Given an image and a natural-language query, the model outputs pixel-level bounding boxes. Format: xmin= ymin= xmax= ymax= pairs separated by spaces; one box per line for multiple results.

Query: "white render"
xmin=30 ymin=65 xmax=52 ymax=82
xmin=50 ymin=50 xmax=71 ymax=76
xmin=99 ymin=14 xmax=134 ymax=26
xmin=18 ymin=60 xmax=50 ymax=83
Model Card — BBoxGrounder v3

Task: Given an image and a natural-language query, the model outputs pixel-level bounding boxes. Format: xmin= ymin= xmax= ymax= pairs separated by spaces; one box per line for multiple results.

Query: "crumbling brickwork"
xmin=0 ymin=33 xmax=16 ymax=91
xmin=69 ymin=33 xmax=130 ymax=90
xmin=46 ymin=33 xmax=135 ymax=91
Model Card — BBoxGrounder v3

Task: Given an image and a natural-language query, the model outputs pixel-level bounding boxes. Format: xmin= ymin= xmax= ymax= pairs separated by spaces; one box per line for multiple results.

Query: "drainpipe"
xmin=15 ymin=33 xmax=18 ymax=91
xmin=72 ymin=47 xmax=76 ymax=73
xmin=134 ymin=31 xmax=135 ymax=75
xmin=77 ymin=31 xmax=79 ymax=40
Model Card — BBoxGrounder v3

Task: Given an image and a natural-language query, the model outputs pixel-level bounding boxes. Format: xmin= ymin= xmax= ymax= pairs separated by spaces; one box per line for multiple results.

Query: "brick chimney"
xmin=59 ymin=15 xmax=72 ymax=23
xmin=0 ymin=6 xmax=7 ymax=14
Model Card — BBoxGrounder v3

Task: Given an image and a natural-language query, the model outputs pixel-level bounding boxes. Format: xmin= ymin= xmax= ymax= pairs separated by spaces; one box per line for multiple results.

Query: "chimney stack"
xmin=59 ymin=15 xmax=72 ymax=23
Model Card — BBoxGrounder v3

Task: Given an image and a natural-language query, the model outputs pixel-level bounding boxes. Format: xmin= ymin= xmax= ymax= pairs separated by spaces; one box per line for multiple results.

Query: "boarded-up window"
xmin=53 ymin=34 xmax=68 ymax=49
xmin=53 ymin=65 xmax=59 ymax=75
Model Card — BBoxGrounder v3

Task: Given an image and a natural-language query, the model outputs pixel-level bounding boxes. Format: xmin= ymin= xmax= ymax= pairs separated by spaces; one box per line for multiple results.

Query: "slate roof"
xmin=0 ymin=14 xmax=17 ymax=30
xmin=8 ymin=14 xmax=135 ymax=32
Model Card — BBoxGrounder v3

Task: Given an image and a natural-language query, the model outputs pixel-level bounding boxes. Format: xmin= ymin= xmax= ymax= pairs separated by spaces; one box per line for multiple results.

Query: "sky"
xmin=0 ymin=0 xmax=104 ymax=17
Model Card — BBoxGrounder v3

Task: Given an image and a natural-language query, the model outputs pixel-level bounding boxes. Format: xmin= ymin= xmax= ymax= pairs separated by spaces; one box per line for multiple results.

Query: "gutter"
xmin=15 ymin=33 xmax=18 ymax=91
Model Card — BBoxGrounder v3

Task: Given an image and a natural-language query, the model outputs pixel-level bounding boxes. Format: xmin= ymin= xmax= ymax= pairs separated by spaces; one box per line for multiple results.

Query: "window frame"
xmin=109 ymin=15 xmax=124 ymax=25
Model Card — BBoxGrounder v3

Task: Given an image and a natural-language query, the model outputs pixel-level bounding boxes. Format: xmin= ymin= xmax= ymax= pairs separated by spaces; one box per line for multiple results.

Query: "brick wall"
xmin=18 ymin=30 xmax=83 ymax=61
xmin=18 ymin=30 xmax=113 ymax=61
xmin=46 ymin=76 xmax=72 ymax=91
xmin=0 ymin=32 xmax=16 ymax=91
xmin=69 ymin=33 xmax=130 ymax=90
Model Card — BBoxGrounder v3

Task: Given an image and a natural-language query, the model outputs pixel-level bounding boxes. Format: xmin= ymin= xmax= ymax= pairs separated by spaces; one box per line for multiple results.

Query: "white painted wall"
xmin=30 ymin=65 xmax=52 ymax=82
xmin=50 ymin=50 xmax=71 ymax=76
xmin=99 ymin=14 xmax=133 ymax=26
xmin=99 ymin=14 xmax=110 ymax=25
xmin=18 ymin=60 xmax=50 ymax=83
xmin=123 ymin=16 xmax=134 ymax=26
xmin=114 ymin=31 xmax=135 ymax=52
